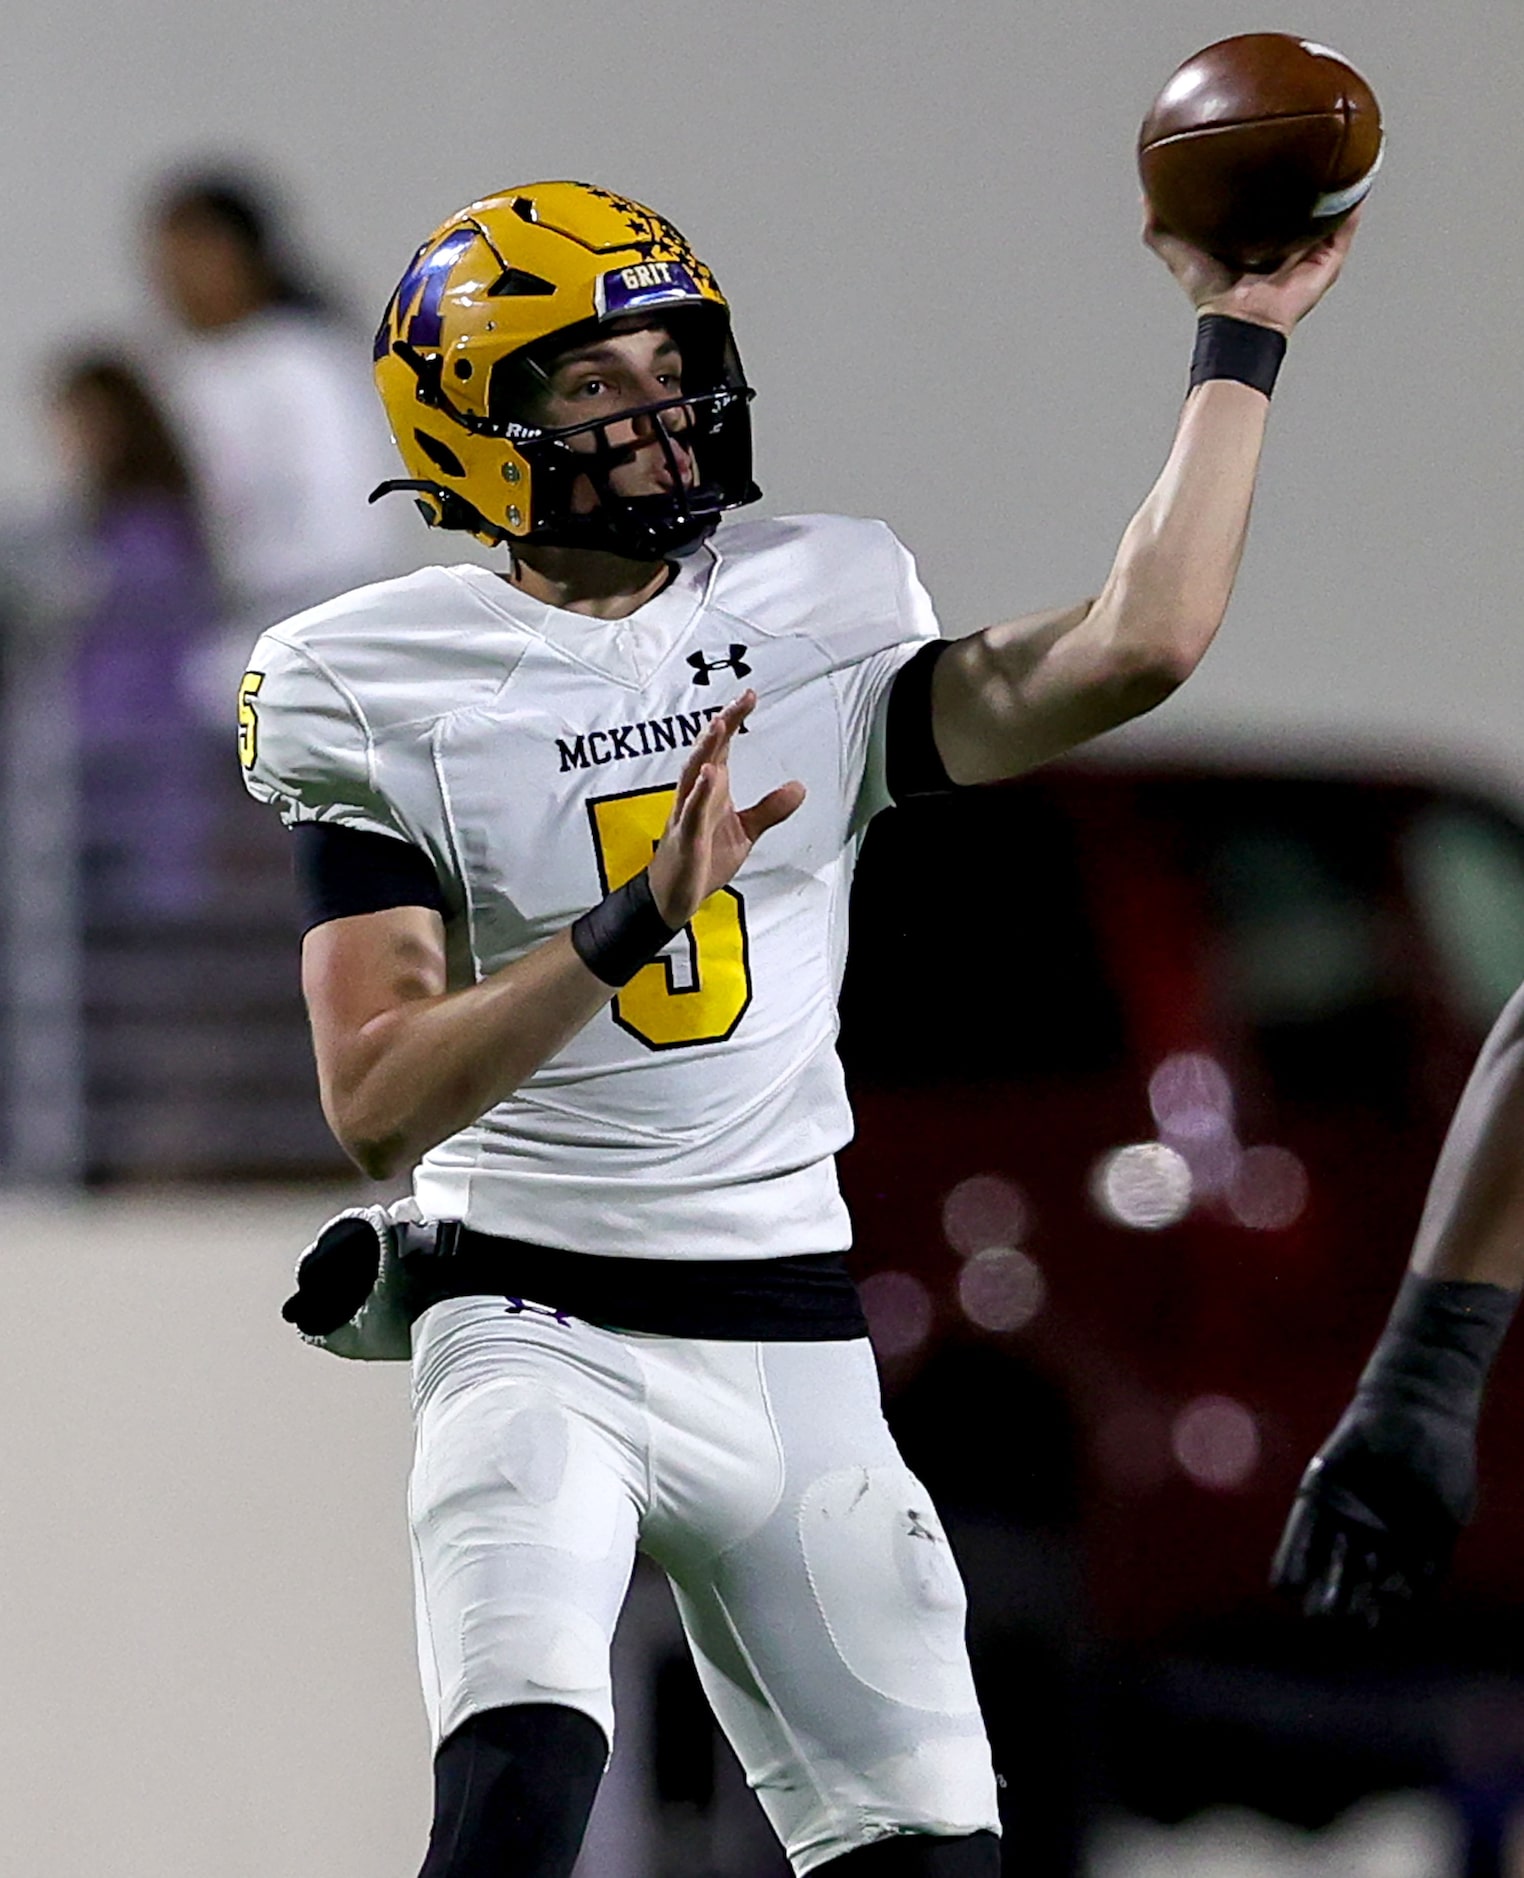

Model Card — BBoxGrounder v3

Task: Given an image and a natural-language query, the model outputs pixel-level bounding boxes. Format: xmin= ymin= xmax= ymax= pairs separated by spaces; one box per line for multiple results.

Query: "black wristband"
xmin=1189 ymin=314 xmax=1288 ymax=398
xmin=1358 ymin=1273 xmax=1518 ymax=1428
xmin=570 ymin=869 xmax=680 ymax=988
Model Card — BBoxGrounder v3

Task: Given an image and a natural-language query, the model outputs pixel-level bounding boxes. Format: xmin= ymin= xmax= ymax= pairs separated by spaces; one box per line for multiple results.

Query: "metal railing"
xmin=0 ymin=574 xmax=344 ymax=1188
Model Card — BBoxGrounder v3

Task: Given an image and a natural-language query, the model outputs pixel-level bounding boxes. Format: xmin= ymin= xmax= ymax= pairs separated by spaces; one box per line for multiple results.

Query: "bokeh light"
xmin=1150 ymin=1053 xmax=1241 ymax=1197
xmin=1171 ymin=1395 xmax=1261 ymax=1490
xmin=1148 ymin=1052 xmax=1234 ymax=1134
xmin=859 ymin=1270 xmax=933 ymax=1359
xmin=940 ymin=1173 xmax=1029 ymax=1259
xmin=957 ymin=1246 xmax=1046 ymax=1333
xmin=1171 ymin=1123 xmax=1242 ymax=1199
xmin=1090 ymin=1143 xmax=1193 ymax=1230
xmin=1227 ymin=1145 xmax=1311 ymax=1231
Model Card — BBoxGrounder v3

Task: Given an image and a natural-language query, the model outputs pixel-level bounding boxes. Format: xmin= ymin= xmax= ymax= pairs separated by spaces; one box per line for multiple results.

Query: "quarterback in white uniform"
xmin=242 ymin=182 xmax=1359 ymax=1876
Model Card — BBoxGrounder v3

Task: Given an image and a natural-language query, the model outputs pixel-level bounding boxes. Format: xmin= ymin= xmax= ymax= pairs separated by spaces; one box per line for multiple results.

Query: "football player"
xmin=241 ymin=182 xmax=1358 ymax=1877
xmin=1273 ymin=982 xmax=1524 ymax=1627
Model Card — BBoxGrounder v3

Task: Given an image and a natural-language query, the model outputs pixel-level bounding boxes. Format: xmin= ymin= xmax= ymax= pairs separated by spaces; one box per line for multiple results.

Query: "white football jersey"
xmin=241 ymin=513 xmax=940 ymax=1258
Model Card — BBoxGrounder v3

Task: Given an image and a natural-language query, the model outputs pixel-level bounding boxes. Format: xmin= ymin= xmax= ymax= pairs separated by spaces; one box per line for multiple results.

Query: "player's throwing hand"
xmin=1145 ymin=204 xmax=1361 ymax=336
xmin=647 ymin=690 xmax=806 ymax=928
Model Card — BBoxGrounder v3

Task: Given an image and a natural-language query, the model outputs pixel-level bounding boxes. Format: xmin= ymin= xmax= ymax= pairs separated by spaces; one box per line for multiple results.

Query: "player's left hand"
xmin=1145 ymin=203 xmax=1361 ymax=336
xmin=647 ymin=690 xmax=805 ymax=928
xmin=283 ymin=1203 xmax=429 ymax=1361
xmin=1270 ymin=1396 xmax=1472 ymax=1628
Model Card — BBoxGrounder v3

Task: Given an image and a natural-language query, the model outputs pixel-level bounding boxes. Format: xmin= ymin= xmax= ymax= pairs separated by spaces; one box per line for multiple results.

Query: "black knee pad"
xmin=820 ymin=1830 xmax=1002 ymax=1877
xmin=418 ymin=1702 xmax=607 ymax=1878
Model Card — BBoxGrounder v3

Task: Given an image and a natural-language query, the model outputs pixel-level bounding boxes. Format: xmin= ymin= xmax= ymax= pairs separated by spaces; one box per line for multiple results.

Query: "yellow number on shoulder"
xmin=237 ymin=670 xmax=265 ymax=770
xmin=587 ymin=785 xmax=752 ymax=1050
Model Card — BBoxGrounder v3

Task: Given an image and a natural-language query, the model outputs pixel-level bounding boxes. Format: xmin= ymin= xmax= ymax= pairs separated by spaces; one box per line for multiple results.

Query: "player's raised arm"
xmin=1271 ymin=983 xmax=1524 ymax=1627
xmin=927 ymin=212 xmax=1359 ymax=787
xmin=303 ymin=693 xmax=800 ymax=1181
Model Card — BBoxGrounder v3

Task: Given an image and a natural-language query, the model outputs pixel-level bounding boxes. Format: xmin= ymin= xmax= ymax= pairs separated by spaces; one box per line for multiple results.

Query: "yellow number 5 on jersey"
xmin=588 ymin=785 xmax=753 ymax=1050
xmin=238 ymin=670 xmax=265 ymax=770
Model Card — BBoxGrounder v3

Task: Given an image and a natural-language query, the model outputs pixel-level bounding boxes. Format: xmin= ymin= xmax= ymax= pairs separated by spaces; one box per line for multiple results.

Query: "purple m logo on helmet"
xmin=375 ymin=225 xmax=479 ymax=360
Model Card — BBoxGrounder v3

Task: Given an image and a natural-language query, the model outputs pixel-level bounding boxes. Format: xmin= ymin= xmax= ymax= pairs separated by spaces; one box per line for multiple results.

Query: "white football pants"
xmin=408 ymin=1295 xmax=999 ymax=1873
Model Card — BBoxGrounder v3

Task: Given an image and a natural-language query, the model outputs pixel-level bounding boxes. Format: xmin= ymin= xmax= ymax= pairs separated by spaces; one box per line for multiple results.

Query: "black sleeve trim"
xmin=292 ymin=822 xmax=447 ymax=935
xmin=884 ymin=639 xmax=956 ymax=803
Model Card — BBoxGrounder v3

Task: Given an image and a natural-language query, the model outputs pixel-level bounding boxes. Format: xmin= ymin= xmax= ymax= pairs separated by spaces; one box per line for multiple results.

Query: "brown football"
xmin=1138 ymin=33 xmax=1383 ymax=272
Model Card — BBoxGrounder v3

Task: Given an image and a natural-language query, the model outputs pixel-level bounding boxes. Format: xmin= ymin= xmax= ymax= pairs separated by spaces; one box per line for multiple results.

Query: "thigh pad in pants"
xmin=408 ymin=1299 xmax=643 ymax=1750
xmin=643 ymin=1338 xmax=1000 ymax=1872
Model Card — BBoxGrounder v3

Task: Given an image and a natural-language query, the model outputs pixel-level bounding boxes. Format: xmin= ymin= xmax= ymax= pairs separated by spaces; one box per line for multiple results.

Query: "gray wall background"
xmin=0 ymin=1192 xmax=695 ymax=1878
xmin=0 ymin=3 xmax=1519 ymax=1873
xmin=0 ymin=1192 xmax=426 ymax=1876
xmin=3 ymin=0 xmax=1520 ymax=777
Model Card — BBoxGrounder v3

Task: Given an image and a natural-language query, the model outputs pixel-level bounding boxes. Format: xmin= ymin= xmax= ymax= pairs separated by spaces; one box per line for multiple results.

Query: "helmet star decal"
xmin=581 ymin=186 xmax=720 ymax=295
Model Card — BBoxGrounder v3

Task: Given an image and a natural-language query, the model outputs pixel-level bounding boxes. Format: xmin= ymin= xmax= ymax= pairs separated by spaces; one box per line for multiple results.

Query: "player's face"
xmin=534 ymin=324 xmax=696 ymax=512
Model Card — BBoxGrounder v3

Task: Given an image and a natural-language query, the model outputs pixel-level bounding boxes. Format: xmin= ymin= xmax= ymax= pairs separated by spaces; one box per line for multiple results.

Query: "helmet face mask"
xmin=502 ymin=384 xmax=756 ymax=560
xmin=370 ymin=184 xmax=760 ymax=558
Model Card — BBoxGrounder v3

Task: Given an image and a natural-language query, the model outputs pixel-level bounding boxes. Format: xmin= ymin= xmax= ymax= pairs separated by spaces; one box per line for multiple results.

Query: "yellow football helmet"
xmin=371 ymin=182 xmax=758 ymax=557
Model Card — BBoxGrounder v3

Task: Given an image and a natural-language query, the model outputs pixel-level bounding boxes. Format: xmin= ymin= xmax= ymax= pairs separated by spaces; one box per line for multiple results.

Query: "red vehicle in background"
xmin=835 ymin=757 xmax=1524 ymax=1846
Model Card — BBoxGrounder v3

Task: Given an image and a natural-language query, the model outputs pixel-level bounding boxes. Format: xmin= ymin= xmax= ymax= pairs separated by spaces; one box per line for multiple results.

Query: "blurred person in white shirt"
xmin=145 ymin=170 xmax=411 ymax=712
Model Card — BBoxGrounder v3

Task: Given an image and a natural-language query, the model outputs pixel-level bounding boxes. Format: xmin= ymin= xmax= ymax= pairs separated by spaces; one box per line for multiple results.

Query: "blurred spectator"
xmin=50 ymin=353 xmax=219 ymax=919
xmin=144 ymin=168 xmax=408 ymax=706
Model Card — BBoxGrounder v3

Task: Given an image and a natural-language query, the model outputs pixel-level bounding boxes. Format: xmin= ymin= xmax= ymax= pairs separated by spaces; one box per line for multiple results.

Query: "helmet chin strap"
xmin=367 ymin=478 xmax=510 ymax=544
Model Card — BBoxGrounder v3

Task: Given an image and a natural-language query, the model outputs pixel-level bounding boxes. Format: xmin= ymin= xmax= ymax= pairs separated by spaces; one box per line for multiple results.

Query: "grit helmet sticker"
xmin=595 ymin=260 xmax=705 ymax=318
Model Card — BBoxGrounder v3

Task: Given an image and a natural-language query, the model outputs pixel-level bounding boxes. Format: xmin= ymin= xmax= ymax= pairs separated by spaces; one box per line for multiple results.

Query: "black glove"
xmin=1271 ymin=1406 xmax=1471 ymax=1626
xmin=1271 ymin=1274 xmax=1515 ymax=1628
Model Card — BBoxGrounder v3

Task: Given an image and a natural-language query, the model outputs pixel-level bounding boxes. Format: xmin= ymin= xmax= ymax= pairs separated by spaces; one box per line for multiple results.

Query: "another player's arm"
xmin=1270 ymin=983 xmax=1524 ymax=1626
xmin=303 ymin=693 xmax=802 ymax=1180
xmin=1404 ymin=981 xmax=1524 ymax=1291
xmin=928 ymin=213 xmax=1361 ymax=786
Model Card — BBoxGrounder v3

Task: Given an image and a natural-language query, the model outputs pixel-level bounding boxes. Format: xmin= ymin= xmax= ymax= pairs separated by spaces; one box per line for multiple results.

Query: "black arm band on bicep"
xmin=885 ymin=639 xmax=956 ymax=803
xmin=570 ymin=869 xmax=679 ymax=988
xmin=292 ymin=822 xmax=447 ymax=935
xmin=1189 ymin=314 xmax=1288 ymax=398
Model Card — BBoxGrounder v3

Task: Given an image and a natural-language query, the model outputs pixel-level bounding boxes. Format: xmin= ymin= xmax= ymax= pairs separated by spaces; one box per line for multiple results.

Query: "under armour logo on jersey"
xmin=687 ymin=645 xmax=751 ymax=686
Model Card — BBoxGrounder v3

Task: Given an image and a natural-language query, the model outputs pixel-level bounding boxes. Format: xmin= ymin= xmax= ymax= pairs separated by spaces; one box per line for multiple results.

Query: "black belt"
xmin=419 ymin=1223 xmax=869 ymax=1342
